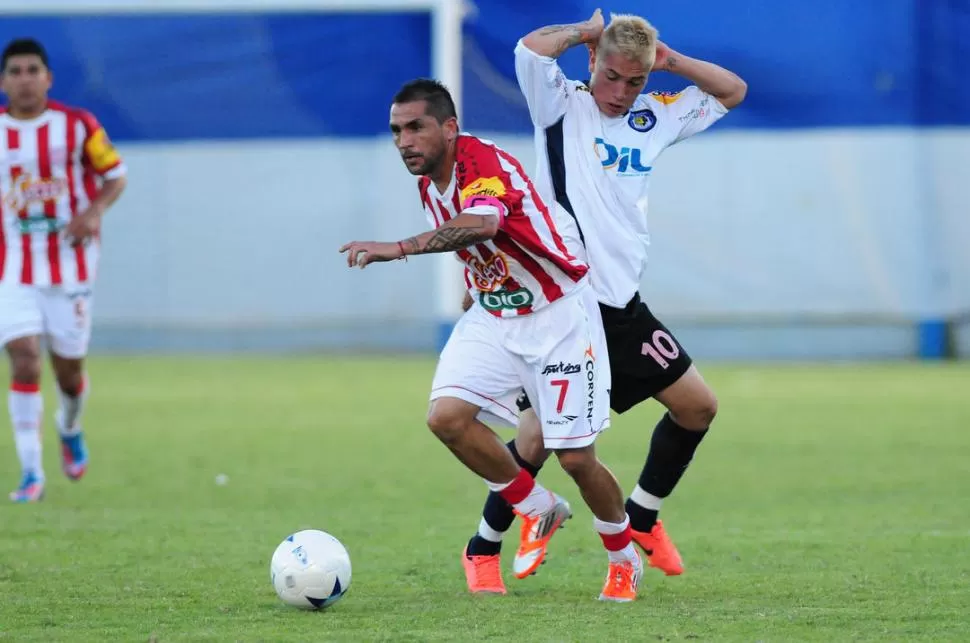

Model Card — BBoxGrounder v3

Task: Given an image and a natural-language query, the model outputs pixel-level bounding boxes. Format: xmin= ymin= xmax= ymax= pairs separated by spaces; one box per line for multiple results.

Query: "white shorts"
xmin=430 ymin=282 xmax=611 ymax=450
xmin=0 ymin=282 xmax=95 ymax=358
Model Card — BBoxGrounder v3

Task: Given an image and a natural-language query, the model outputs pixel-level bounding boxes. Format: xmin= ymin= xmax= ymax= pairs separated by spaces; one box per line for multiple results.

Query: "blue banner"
xmin=0 ymin=1 xmax=966 ymax=140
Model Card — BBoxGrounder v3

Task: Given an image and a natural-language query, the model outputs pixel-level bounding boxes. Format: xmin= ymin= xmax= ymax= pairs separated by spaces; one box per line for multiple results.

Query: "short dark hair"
xmin=2 ymin=38 xmax=49 ymax=72
xmin=393 ymin=78 xmax=457 ymax=124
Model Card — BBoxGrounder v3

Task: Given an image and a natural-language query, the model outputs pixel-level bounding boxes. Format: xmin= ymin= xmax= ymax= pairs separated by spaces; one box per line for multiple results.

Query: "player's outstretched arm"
xmin=653 ymin=42 xmax=747 ymax=109
xmin=400 ymin=212 xmax=499 ymax=256
xmin=521 ymin=8 xmax=604 ymax=59
xmin=339 ymin=213 xmax=499 ymax=269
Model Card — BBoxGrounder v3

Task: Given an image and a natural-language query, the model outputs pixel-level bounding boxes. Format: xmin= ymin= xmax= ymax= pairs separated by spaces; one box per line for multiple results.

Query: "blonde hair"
xmin=598 ymin=13 xmax=658 ymax=71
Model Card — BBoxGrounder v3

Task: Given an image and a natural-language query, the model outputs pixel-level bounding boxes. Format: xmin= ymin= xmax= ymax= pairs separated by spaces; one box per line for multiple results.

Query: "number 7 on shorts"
xmin=550 ymin=379 xmax=570 ymax=413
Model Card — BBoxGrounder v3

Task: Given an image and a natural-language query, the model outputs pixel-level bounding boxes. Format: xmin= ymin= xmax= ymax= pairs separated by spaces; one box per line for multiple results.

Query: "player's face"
xmin=589 ymin=52 xmax=648 ymax=117
xmin=1 ymin=54 xmax=52 ymax=115
xmin=389 ymin=101 xmax=451 ymax=176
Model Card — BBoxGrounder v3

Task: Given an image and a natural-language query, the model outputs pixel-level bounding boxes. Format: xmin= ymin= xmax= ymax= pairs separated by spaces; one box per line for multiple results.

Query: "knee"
xmin=670 ymin=388 xmax=718 ymax=430
xmin=426 ymin=400 xmax=475 ymax=445
xmin=514 ymin=410 xmax=547 ymax=466
xmin=7 ymin=345 xmax=42 ymax=385
xmin=52 ymin=360 xmax=84 ymax=394
xmin=555 ymin=447 xmax=597 ymax=480
xmin=697 ymin=390 xmax=718 ymax=426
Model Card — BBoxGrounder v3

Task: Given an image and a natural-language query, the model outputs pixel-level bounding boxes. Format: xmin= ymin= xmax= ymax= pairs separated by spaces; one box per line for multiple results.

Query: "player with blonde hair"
xmin=460 ymin=9 xmax=746 ymax=597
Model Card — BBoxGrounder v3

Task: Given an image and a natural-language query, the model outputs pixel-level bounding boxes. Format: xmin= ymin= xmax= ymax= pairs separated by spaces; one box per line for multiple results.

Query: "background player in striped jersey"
xmin=460 ymin=10 xmax=747 ymax=588
xmin=0 ymin=39 xmax=128 ymax=502
xmin=339 ymin=79 xmax=643 ymax=601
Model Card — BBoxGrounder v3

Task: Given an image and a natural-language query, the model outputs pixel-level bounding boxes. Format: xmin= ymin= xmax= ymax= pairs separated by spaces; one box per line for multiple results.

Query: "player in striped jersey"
xmin=0 ymin=39 xmax=128 ymax=502
xmin=339 ymin=79 xmax=643 ymax=601
xmin=461 ymin=10 xmax=747 ymax=590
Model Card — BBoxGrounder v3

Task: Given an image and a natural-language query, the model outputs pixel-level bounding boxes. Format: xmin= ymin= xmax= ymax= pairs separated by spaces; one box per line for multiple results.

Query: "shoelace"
xmin=470 ymin=556 xmax=502 ymax=587
xmin=605 ymin=562 xmax=632 ymax=593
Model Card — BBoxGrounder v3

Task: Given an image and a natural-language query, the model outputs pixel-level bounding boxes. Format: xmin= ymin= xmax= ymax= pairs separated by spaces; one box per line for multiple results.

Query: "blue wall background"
xmin=3 ymin=0 xmax=968 ymax=141
xmin=1 ymin=2 xmax=967 ymax=359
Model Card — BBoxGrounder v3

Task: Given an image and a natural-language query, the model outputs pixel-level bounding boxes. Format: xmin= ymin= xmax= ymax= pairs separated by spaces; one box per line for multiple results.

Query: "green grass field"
xmin=0 ymin=357 xmax=968 ymax=642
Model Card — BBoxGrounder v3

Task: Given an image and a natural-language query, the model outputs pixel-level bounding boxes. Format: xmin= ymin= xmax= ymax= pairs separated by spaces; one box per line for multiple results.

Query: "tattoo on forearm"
xmin=665 ymin=55 xmax=679 ymax=71
xmin=402 ymin=237 xmax=420 ymax=255
xmin=537 ymin=24 xmax=574 ymax=36
xmin=412 ymin=225 xmax=490 ymax=254
xmin=536 ymin=24 xmax=586 ymax=57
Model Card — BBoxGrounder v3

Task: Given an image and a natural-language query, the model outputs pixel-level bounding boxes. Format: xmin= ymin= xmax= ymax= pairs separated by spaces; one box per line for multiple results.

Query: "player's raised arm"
xmin=652 ymin=41 xmax=747 ymax=109
xmin=514 ymin=9 xmax=605 ymax=127
xmin=521 ymin=8 xmax=604 ymax=59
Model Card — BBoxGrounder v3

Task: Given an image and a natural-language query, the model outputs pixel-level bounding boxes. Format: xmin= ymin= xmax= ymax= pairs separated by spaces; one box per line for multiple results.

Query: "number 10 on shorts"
xmin=642 ymin=330 xmax=680 ymax=369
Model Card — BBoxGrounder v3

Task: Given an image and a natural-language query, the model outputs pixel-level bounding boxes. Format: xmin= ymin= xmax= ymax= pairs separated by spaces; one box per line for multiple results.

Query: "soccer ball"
xmin=270 ymin=529 xmax=352 ymax=609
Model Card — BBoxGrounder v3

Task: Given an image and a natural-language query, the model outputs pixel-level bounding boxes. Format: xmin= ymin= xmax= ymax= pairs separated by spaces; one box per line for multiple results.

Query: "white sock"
xmin=594 ymin=515 xmax=637 ymax=563
xmin=477 ymin=517 xmax=505 ymax=543
xmin=484 ymin=472 xmax=556 ymax=516
xmin=9 ymin=384 xmax=44 ymax=481
xmin=57 ymin=377 xmax=88 ymax=437
xmin=629 ymin=484 xmax=664 ymax=511
xmin=608 ymin=543 xmax=639 ymax=564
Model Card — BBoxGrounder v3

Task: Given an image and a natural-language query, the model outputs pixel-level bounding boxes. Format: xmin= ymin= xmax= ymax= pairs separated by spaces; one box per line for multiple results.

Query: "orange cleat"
xmin=631 ymin=520 xmax=684 ymax=576
xmin=512 ymin=495 xmax=572 ymax=579
xmin=461 ymin=546 xmax=506 ymax=594
xmin=598 ymin=549 xmax=643 ymax=602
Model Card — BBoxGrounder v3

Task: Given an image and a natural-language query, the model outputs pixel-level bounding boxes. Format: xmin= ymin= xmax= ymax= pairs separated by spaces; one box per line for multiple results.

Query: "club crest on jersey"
xmin=627 ymin=109 xmax=656 ymax=132
xmin=468 ymin=253 xmax=511 ymax=292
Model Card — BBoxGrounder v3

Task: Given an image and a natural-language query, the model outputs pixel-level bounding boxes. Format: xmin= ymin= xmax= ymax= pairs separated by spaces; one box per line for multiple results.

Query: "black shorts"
xmin=516 ymin=292 xmax=692 ymax=415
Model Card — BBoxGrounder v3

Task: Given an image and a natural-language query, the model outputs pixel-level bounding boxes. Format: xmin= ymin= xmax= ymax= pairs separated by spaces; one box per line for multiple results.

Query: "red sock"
xmin=598 ymin=523 xmax=633 ymax=551
xmin=498 ymin=469 xmax=535 ymax=505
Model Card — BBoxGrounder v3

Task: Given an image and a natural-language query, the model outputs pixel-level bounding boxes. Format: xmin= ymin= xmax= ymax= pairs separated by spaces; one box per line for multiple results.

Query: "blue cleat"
xmin=9 ymin=472 xmax=45 ymax=503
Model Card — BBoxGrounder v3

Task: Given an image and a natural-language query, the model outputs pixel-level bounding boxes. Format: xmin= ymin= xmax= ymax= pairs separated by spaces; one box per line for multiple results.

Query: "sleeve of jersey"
xmin=513 ymin=39 xmax=570 ymax=128
xmin=79 ymin=111 xmax=126 ymax=179
xmin=647 ymin=86 xmax=730 ymax=146
xmin=457 ymin=148 xmax=522 ymax=228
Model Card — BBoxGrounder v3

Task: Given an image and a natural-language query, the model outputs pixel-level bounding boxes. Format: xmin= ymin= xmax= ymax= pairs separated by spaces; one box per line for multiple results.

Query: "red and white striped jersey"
xmin=0 ymin=100 xmax=126 ymax=287
xmin=418 ymin=134 xmax=588 ymax=317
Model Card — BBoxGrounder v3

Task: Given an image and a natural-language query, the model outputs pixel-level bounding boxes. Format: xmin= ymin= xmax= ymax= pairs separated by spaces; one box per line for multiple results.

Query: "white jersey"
xmin=0 ymin=101 xmax=126 ymax=287
xmin=418 ymin=133 xmax=588 ymax=317
xmin=514 ymin=40 xmax=729 ymax=307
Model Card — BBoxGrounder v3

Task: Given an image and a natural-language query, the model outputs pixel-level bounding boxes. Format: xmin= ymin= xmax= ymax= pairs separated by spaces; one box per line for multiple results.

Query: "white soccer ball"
xmin=270 ymin=529 xmax=352 ymax=609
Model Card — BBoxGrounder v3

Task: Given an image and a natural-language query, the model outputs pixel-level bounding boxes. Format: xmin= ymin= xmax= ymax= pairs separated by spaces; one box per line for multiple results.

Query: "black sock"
xmin=626 ymin=413 xmax=708 ymax=532
xmin=466 ymin=439 xmax=544 ymax=557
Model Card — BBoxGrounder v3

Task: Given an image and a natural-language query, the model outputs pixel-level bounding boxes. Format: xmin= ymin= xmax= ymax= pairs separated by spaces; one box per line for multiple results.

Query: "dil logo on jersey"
xmin=594 ymin=138 xmax=652 ymax=176
xmin=5 ymin=173 xmax=68 ymax=211
xmin=468 ymin=254 xmax=510 ymax=292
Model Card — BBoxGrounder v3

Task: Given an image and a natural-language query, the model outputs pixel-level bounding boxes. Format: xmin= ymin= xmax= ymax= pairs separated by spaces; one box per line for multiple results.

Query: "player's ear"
xmin=587 ymin=43 xmax=597 ymax=74
xmin=444 ymin=116 xmax=459 ymax=142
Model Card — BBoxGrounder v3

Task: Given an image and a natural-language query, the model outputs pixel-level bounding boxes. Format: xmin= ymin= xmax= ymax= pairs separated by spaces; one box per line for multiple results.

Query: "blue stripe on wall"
xmin=0 ymin=1 xmax=966 ymax=140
